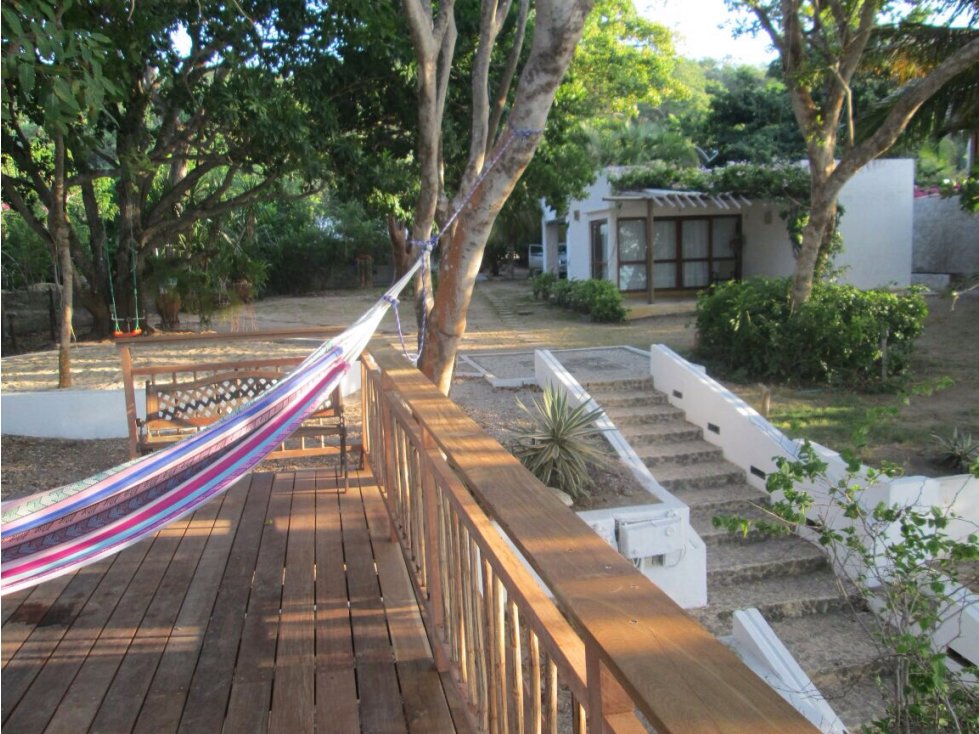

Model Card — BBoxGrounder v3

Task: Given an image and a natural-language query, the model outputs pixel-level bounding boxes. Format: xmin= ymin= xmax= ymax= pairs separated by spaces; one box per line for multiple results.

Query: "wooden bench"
xmin=117 ymin=328 xmax=353 ymax=480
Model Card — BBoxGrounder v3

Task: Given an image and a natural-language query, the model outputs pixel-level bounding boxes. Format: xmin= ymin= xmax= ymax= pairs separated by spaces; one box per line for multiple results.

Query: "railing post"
xmin=118 ymin=344 xmax=140 ymax=459
xmin=421 ymin=427 xmax=449 ymax=672
xmin=360 ymin=359 xmax=371 ymax=461
xmin=586 ymin=644 xmax=639 ymax=734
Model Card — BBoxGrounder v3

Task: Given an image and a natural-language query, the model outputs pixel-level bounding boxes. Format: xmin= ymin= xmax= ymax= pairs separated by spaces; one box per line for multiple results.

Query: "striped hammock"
xmin=1 ymin=259 xmax=425 ymax=596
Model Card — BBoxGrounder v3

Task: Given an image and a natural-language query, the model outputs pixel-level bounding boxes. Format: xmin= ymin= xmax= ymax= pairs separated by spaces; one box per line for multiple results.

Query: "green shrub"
xmin=696 ymin=277 xmax=927 ymax=385
xmin=531 ymin=272 xmax=558 ymax=300
xmin=538 ymin=277 xmax=626 ymax=323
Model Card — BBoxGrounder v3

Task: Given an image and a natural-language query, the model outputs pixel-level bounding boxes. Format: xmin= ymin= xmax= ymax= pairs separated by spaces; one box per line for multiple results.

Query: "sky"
xmin=637 ymin=0 xmax=778 ymax=66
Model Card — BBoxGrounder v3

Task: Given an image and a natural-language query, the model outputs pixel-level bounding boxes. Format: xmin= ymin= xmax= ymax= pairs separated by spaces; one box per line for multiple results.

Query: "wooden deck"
xmin=1 ymin=468 xmax=466 ymax=734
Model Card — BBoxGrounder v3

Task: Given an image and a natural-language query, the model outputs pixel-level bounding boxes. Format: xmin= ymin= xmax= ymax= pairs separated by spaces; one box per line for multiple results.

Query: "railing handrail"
xmin=366 ymin=345 xmax=815 ymax=734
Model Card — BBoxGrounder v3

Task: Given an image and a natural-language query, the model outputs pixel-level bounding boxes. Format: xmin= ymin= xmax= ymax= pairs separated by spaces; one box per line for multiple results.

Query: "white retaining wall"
xmin=649 ymin=343 xmax=979 ymax=667
xmin=535 ymin=348 xmax=707 ymax=609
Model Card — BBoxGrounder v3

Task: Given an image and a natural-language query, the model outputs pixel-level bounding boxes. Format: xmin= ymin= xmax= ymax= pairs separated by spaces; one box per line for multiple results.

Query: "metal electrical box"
xmin=616 ymin=513 xmax=684 ymax=559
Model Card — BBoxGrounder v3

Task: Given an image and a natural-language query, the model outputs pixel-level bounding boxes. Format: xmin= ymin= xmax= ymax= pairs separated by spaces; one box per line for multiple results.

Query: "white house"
xmin=541 ymin=159 xmax=915 ymax=300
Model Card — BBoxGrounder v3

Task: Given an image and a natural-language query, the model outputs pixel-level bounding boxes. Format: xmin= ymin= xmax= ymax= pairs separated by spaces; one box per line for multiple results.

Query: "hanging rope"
xmin=108 ymin=240 xmax=143 ymax=337
xmin=401 ymin=125 xmax=543 ymax=364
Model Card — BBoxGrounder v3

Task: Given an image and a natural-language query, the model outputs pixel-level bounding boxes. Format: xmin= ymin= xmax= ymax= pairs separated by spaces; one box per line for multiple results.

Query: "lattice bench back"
xmin=116 ymin=328 xmax=349 ymax=471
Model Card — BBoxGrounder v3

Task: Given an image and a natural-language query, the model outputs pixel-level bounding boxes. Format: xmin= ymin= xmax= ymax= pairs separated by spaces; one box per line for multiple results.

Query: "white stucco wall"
xmin=557 ymin=159 xmax=915 ymax=290
xmin=835 ymin=158 xmax=914 ymax=288
xmin=744 ymin=159 xmax=914 ymax=288
xmin=913 ymin=195 xmax=979 ymax=275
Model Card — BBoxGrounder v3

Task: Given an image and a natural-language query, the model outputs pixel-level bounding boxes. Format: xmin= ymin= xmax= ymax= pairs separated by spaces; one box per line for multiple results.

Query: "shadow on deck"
xmin=1 ymin=467 xmax=466 ymax=733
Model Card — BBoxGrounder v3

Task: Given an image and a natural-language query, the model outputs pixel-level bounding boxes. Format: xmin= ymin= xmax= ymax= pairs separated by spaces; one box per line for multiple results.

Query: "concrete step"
xmin=584 ymin=378 xmax=654 ymax=394
xmin=636 ymin=439 xmax=724 ymax=468
xmin=707 ymin=535 xmax=829 ymax=586
xmin=653 ymin=460 xmax=746 ymax=491
xmin=692 ymin=504 xmax=775 ymax=545
xmin=617 ymin=420 xmax=703 ymax=446
xmin=692 ymin=569 xmax=861 ymax=636
xmin=818 ymin=674 xmax=891 ymax=733
xmin=603 ymin=403 xmax=688 ymax=427
xmin=673 ymin=482 xmax=769 ymax=515
xmin=770 ymin=610 xmax=885 ymax=689
xmin=590 ymin=389 xmax=669 ymax=410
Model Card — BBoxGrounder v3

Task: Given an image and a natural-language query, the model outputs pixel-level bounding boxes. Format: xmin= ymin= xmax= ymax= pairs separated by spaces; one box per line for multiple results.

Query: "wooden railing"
xmin=362 ymin=345 xmax=817 ymax=734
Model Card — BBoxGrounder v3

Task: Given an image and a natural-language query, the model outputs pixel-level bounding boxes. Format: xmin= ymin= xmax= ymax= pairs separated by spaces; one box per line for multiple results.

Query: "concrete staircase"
xmin=585 ymin=378 xmax=890 ymax=732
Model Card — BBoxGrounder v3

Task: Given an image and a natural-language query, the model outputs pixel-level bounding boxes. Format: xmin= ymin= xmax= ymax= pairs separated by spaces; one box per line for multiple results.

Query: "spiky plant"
xmin=512 ymin=387 xmax=609 ymax=500
xmin=932 ymin=427 xmax=979 ymax=471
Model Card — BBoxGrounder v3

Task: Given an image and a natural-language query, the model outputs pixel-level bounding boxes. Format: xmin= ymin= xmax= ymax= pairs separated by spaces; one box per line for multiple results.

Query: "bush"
xmin=534 ymin=277 xmax=626 ymax=323
xmin=530 ymin=272 xmax=558 ymax=301
xmin=696 ymin=277 xmax=927 ymax=385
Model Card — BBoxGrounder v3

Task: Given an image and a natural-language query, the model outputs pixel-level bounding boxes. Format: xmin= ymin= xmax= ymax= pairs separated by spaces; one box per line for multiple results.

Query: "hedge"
xmin=695 ymin=278 xmax=927 ymax=385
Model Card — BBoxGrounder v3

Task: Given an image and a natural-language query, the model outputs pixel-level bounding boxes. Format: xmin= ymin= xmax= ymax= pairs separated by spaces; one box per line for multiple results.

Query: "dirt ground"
xmin=1 ymin=275 xmax=975 ymax=499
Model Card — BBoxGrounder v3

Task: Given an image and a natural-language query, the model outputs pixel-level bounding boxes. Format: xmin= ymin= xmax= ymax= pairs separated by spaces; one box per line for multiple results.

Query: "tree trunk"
xmin=406 ymin=0 xmax=593 ymax=394
xmin=49 ymin=134 xmax=73 ymax=388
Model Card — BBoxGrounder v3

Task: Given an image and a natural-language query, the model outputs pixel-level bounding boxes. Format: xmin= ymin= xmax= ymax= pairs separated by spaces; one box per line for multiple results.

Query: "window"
xmin=617 ymin=218 xmax=647 ymax=292
xmin=652 ymin=216 xmax=740 ymax=290
xmin=590 ymin=220 xmax=608 ymax=280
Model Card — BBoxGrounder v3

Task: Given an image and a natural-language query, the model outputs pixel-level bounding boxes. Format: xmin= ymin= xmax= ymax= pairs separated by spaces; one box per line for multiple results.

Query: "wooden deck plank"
xmin=268 ymin=469 xmax=317 ymax=734
xmin=0 ymin=464 xmax=464 ymax=734
xmin=2 ymin=565 xmax=84 ymax=665
xmin=39 ymin=500 xmax=200 ymax=734
xmin=131 ymin=476 xmax=251 ymax=734
xmin=91 ymin=477 xmax=261 ymax=734
xmin=1 ymin=557 xmax=113 ymax=721
xmin=175 ymin=472 xmax=275 ymax=734
xmin=364 ymin=475 xmax=459 ymax=734
xmin=222 ymin=471 xmax=295 ymax=733
xmin=314 ymin=469 xmax=360 ymax=734
xmin=342 ymin=472 xmax=409 ymax=734
xmin=1 ymin=534 xmax=158 ymax=733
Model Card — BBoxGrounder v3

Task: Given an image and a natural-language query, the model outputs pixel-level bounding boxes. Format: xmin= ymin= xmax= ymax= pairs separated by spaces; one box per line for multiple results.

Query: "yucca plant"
xmin=512 ymin=387 xmax=609 ymax=500
xmin=932 ymin=427 xmax=979 ymax=471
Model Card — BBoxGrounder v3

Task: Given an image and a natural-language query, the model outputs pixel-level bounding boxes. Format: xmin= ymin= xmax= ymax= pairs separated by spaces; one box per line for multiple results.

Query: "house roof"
xmin=605 ymin=189 xmax=751 ymax=210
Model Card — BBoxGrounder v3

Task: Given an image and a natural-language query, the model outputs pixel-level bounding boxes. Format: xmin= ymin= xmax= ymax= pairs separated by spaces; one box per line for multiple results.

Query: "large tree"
xmin=401 ymin=0 xmax=594 ymax=394
xmin=3 ymin=1 xmax=337 ymax=337
xmin=733 ymin=0 xmax=979 ymax=307
xmin=1 ymin=0 xmax=118 ymax=385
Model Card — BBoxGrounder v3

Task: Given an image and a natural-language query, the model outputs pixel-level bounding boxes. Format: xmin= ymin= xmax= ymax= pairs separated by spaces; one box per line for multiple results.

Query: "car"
xmin=528 ymin=244 xmax=543 ymax=274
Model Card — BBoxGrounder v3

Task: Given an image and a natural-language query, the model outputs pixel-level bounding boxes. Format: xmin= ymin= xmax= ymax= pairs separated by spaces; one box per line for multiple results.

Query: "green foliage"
xmin=716 ymin=441 xmax=979 ymax=734
xmin=257 ymin=196 xmax=388 ymax=295
xmin=512 ymin=387 xmax=609 ymax=500
xmin=611 ymin=160 xmax=810 ymax=205
xmin=536 ymin=277 xmax=627 ymax=323
xmin=931 ymin=428 xmax=979 ymax=472
xmin=530 ymin=272 xmax=559 ymax=301
xmin=0 ymin=209 xmax=51 ymax=289
xmin=940 ymin=166 xmax=979 ymax=214
xmin=697 ymin=65 xmax=805 ymax=165
xmin=695 ymin=278 xmax=928 ymax=386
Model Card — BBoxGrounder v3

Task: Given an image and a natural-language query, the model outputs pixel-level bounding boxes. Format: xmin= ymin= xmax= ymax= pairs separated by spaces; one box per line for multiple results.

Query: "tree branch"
xmin=831 ymin=36 xmax=979 ymax=191
xmin=487 ymin=0 xmax=530 ymax=154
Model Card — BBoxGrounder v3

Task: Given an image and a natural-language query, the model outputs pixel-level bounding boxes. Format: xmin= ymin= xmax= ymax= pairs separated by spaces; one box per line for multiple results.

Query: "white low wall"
xmin=1 ymin=389 xmax=141 ymax=439
xmin=0 ymin=370 xmax=363 ymax=440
